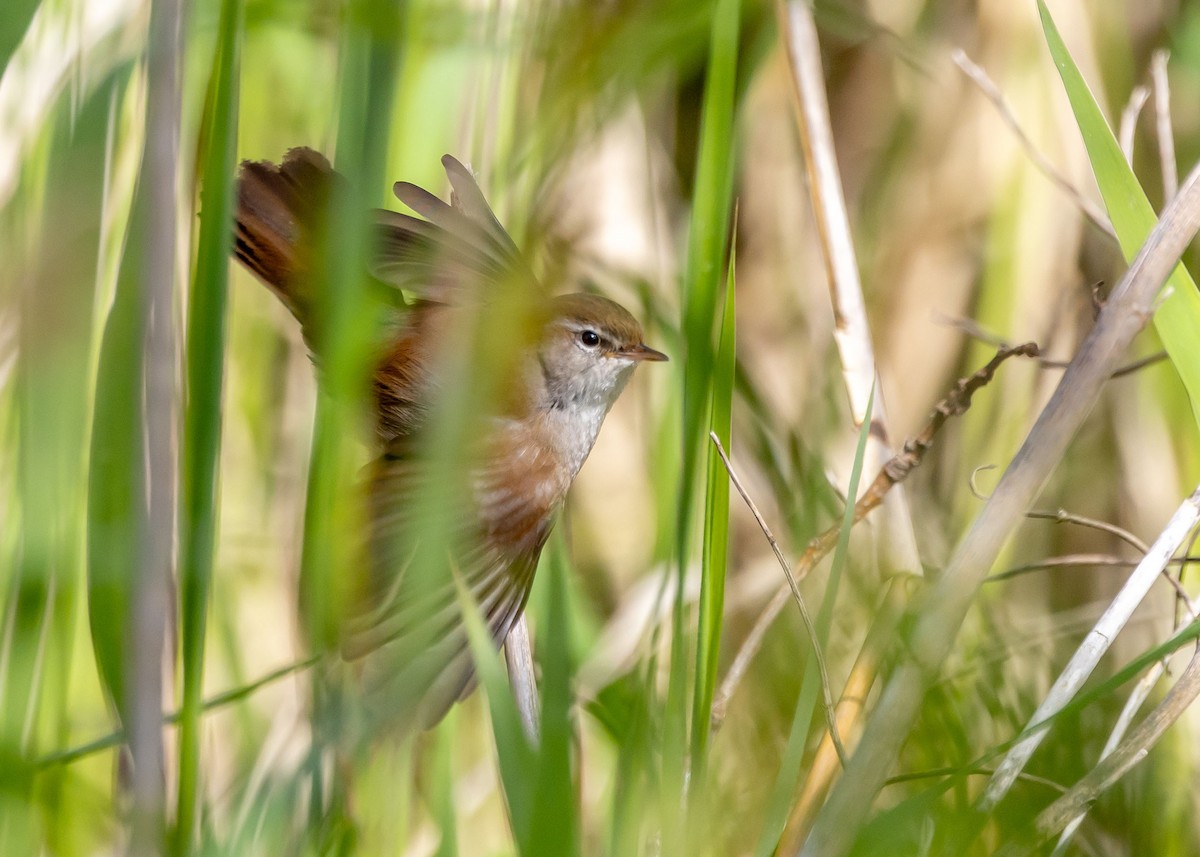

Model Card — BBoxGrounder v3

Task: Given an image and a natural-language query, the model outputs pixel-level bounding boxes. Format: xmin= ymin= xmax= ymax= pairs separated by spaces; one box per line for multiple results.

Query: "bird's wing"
xmin=369 ymin=156 xmax=536 ymax=303
xmin=343 ymin=435 xmax=553 ymax=731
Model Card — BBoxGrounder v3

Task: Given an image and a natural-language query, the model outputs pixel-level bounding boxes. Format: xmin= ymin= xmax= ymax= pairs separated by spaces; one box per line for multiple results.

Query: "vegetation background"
xmin=3 ymin=0 xmax=1200 ymax=854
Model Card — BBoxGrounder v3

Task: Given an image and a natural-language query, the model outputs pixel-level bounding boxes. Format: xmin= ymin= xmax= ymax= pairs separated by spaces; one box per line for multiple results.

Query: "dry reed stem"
xmin=776 ymin=579 xmax=908 ymax=854
xmin=130 ymin=0 xmax=185 ymax=849
xmin=981 ymin=485 xmax=1200 ymax=808
xmin=776 ymin=0 xmax=922 ymax=577
xmin=1152 ymin=51 xmax=1177 ymax=201
xmin=1119 ymin=84 xmax=1150 ymax=161
xmin=798 ymin=159 xmax=1200 ymax=857
xmin=774 ymin=1 xmax=926 ymax=838
xmin=503 ymin=616 xmax=540 ymax=742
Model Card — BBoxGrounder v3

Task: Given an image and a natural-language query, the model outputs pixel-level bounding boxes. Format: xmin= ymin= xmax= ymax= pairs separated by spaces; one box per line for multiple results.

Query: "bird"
xmin=233 ymin=148 xmax=667 ymax=730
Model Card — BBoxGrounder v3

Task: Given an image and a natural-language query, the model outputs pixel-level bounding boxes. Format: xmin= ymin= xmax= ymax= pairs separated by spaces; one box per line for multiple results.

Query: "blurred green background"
xmin=3 ymin=0 xmax=1200 ymax=854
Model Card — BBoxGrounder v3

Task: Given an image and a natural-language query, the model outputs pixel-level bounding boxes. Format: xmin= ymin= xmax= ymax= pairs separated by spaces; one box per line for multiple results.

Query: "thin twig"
xmin=38 ymin=655 xmax=321 ymax=768
xmin=1024 ymin=509 xmax=1199 ymax=617
xmin=713 ymin=343 xmax=1039 ymax=717
xmin=884 ymin=765 xmax=1068 ymax=794
xmin=1118 ymin=85 xmax=1150 ymax=162
xmin=1026 ymin=510 xmax=1148 ymax=554
xmin=952 ymin=49 xmax=1116 ymax=239
xmin=987 ymin=552 xmax=1200 ymax=581
xmin=988 ymin=550 xmax=1200 ymax=617
xmin=1177 ymin=527 xmax=1200 ymax=628
xmin=938 ymin=314 xmax=1168 ymax=379
xmin=709 ymin=432 xmax=848 ymax=765
xmin=1151 ymin=51 xmax=1177 ymax=201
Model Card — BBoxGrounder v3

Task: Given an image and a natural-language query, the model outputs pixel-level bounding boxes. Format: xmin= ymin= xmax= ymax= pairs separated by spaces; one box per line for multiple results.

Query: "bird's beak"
xmin=613 ymin=343 xmax=669 ymax=362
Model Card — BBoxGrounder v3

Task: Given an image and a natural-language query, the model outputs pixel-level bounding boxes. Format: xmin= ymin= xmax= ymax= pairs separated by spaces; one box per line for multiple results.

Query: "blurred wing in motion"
xmin=343 ymin=428 xmax=558 ymax=730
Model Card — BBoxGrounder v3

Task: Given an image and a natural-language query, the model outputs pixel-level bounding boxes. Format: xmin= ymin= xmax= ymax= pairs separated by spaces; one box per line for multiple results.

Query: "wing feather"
xmin=373 ymin=156 xmax=536 ymax=303
xmin=344 ymin=433 xmax=554 ymax=731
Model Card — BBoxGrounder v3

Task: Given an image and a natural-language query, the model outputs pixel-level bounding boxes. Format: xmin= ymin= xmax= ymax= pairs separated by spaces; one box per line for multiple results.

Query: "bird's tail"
xmin=234 ymin=146 xmax=335 ymax=328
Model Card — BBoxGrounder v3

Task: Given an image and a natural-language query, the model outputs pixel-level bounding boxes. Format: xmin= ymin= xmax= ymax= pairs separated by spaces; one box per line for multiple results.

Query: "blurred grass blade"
xmin=294 ymin=9 xmax=400 ymax=837
xmin=755 ymin=385 xmax=874 ymax=857
xmin=173 ymin=0 xmax=242 ymax=851
xmin=458 ymin=580 xmax=536 ymax=848
xmin=87 ymin=181 xmax=146 ymax=729
xmin=675 ymin=0 xmax=740 ymax=557
xmin=0 ymin=0 xmax=40 ymax=77
xmin=665 ymin=0 xmax=739 ymax=842
xmin=526 ymin=546 xmax=579 ymax=857
xmin=430 ymin=719 xmax=459 ymax=857
xmin=1039 ymin=0 xmax=1200 ymax=427
xmin=298 ymin=0 xmax=401 ymax=657
xmin=4 ymin=68 xmax=117 ymax=857
xmin=690 ymin=236 xmax=736 ymax=772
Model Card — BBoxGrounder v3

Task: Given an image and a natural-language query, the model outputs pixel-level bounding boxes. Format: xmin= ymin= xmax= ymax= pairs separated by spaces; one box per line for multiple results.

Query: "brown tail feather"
xmin=234 ymin=147 xmax=334 ymax=326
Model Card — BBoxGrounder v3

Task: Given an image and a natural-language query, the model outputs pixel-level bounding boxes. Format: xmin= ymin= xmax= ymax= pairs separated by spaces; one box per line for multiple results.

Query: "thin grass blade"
xmin=664 ymin=0 xmax=740 ymax=845
xmin=1039 ymin=0 xmax=1200 ymax=428
xmin=690 ymin=236 xmax=736 ymax=772
xmin=173 ymin=0 xmax=243 ymax=850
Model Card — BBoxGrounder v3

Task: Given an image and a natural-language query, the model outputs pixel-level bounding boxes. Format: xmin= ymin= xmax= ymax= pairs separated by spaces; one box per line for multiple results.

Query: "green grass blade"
xmin=173 ymin=0 xmax=242 ymax=851
xmin=3 ymin=70 xmax=116 ymax=857
xmin=674 ymin=0 xmax=741 ymax=561
xmin=86 ymin=182 xmax=146 ymax=729
xmin=458 ymin=581 xmax=536 ymax=848
xmin=430 ymin=720 xmax=460 ymax=857
xmin=0 ymin=0 xmax=40 ymax=78
xmin=298 ymin=2 xmax=401 ymax=656
xmin=293 ymin=8 xmax=402 ymax=838
xmin=1039 ymin=0 xmax=1200 ymax=428
xmin=526 ymin=546 xmax=579 ymax=857
xmin=690 ymin=236 xmax=736 ymax=772
xmin=664 ymin=0 xmax=740 ymax=844
xmin=753 ymin=385 xmax=874 ymax=857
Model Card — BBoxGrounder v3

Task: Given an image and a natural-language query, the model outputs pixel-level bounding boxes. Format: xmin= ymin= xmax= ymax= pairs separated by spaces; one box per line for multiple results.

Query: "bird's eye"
xmin=579 ymin=330 xmax=601 ymax=348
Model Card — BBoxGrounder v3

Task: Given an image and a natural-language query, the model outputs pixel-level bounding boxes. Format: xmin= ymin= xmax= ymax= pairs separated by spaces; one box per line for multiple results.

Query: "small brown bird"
xmin=234 ymin=148 xmax=666 ymax=728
